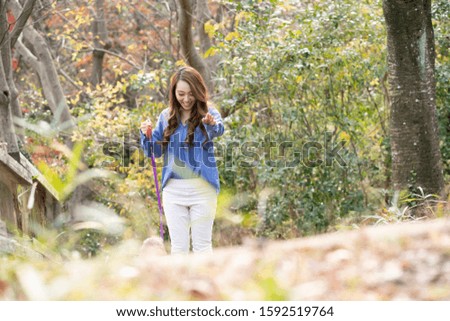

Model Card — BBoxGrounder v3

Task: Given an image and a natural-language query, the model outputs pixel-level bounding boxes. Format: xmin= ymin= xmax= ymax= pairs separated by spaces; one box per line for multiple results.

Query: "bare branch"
xmin=9 ymin=0 xmax=37 ymax=48
xmin=15 ymin=37 xmax=38 ymax=69
xmin=127 ymin=1 xmax=172 ymax=53
xmin=87 ymin=48 xmax=141 ymax=70
xmin=59 ymin=68 xmax=83 ymax=91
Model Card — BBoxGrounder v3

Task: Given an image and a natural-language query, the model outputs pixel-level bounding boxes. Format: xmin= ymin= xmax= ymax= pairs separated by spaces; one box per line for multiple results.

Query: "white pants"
xmin=162 ymin=178 xmax=217 ymax=254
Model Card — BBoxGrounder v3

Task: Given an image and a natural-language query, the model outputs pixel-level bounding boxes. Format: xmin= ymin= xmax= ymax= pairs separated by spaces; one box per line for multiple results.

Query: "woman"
xmin=140 ymin=66 xmax=224 ymax=254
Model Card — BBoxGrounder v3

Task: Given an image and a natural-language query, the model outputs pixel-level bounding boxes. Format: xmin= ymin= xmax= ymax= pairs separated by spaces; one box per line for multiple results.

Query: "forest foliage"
xmin=8 ymin=0 xmax=450 ymax=257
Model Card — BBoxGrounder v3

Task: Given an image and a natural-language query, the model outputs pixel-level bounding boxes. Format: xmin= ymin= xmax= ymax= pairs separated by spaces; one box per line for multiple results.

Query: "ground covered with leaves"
xmin=1 ymin=219 xmax=449 ymax=300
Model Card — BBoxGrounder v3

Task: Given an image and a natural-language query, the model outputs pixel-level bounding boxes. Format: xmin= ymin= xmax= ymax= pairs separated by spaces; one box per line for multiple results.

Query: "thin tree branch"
xmin=127 ymin=1 xmax=172 ymax=53
xmin=10 ymin=0 xmax=37 ymax=48
xmin=85 ymin=48 xmax=141 ymax=70
xmin=15 ymin=37 xmax=38 ymax=69
xmin=59 ymin=68 xmax=83 ymax=91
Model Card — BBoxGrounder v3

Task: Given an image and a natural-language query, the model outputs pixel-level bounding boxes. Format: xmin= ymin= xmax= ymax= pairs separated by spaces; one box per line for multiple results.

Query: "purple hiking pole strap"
xmin=147 ymin=127 xmax=164 ymax=240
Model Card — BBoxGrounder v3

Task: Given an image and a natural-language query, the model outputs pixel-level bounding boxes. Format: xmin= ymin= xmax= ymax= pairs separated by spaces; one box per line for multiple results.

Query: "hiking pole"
xmin=146 ymin=125 xmax=164 ymax=240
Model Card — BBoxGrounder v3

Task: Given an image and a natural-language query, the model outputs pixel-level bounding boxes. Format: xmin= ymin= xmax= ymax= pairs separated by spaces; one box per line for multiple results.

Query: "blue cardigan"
xmin=140 ymin=107 xmax=225 ymax=193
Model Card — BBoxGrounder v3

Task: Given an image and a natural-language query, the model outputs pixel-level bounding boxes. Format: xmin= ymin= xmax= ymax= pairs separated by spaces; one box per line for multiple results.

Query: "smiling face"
xmin=168 ymin=67 xmax=208 ymax=122
xmin=175 ymin=80 xmax=195 ymax=115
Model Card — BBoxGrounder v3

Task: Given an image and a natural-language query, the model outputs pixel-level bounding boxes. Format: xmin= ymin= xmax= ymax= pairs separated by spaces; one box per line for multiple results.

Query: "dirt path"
xmin=1 ymin=219 xmax=449 ymax=300
xmin=135 ymin=218 xmax=450 ymax=300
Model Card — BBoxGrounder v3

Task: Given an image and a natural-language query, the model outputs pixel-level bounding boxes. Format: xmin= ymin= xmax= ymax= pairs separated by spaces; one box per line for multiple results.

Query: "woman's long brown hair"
xmin=160 ymin=66 xmax=210 ymax=148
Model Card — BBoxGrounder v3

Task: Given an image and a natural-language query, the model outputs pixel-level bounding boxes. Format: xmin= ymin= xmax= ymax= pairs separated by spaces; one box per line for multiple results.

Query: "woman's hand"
xmin=202 ymin=113 xmax=216 ymax=126
xmin=140 ymin=119 xmax=153 ymax=137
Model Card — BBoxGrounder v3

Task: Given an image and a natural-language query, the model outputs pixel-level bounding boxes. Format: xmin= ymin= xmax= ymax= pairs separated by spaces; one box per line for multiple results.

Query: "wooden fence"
xmin=0 ymin=149 xmax=59 ymax=239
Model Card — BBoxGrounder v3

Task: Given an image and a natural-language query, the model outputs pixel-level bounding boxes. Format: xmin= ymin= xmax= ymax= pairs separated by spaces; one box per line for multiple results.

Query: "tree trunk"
xmin=2 ymin=0 xmax=36 ymax=143
xmin=0 ymin=0 xmax=19 ymax=157
xmin=0 ymin=65 xmax=19 ymax=157
xmin=90 ymin=0 xmax=110 ymax=86
xmin=195 ymin=0 xmax=212 ymax=54
xmin=9 ymin=0 xmax=75 ymax=132
xmin=9 ymin=0 xmax=36 ymax=48
xmin=195 ymin=0 xmax=218 ymax=72
xmin=177 ymin=0 xmax=214 ymax=94
xmin=1 ymin=34 xmax=23 ymax=148
xmin=382 ymin=0 xmax=444 ymax=195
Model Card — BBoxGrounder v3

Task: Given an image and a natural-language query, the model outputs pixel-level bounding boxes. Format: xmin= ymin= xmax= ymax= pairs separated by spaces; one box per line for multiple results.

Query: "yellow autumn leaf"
xmin=225 ymin=31 xmax=239 ymax=41
xmin=175 ymin=60 xmax=186 ymax=67
xmin=204 ymin=47 xmax=217 ymax=58
xmin=235 ymin=11 xmax=253 ymax=27
xmin=70 ymin=96 xmax=79 ymax=105
xmin=204 ymin=21 xmax=216 ymax=38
